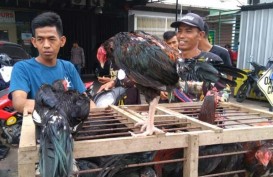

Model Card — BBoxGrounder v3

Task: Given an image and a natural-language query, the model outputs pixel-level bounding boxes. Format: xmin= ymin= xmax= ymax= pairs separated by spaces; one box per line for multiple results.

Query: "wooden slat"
xmin=222 ymin=102 xmax=273 ymax=117
xmin=18 ymin=114 xmax=37 ymax=177
xmin=156 ymin=105 xmax=223 ymax=133
xmin=18 ymin=114 xmax=36 ymax=151
xmin=110 ymin=105 xmax=143 ymax=124
xmin=18 ymin=163 xmax=36 ymax=177
xmin=184 ymin=133 xmax=199 ymax=177
xmin=74 ymin=133 xmax=189 ymax=158
xmin=197 ymin=125 xmax=273 ymax=145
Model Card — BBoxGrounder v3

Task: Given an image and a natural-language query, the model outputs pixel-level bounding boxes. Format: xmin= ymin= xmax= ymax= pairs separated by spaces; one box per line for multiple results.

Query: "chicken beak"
xmin=261 ymin=159 xmax=269 ymax=167
xmin=100 ymin=62 xmax=105 ymax=69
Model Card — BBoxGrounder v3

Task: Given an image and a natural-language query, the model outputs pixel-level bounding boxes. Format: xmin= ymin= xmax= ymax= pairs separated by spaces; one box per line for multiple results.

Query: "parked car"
xmin=0 ymin=41 xmax=30 ymax=64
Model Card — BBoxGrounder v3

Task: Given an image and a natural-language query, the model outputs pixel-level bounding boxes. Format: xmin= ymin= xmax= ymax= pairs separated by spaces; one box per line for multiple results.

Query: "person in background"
xmin=160 ymin=31 xmax=184 ymax=103
xmin=225 ymin=44 xmax=237 ymax=67
xmin=199 ymin=22 xmax=233 ymax=100
xmin=163 ymin=31 xmax=180 ymax=53
xmin=71 ymin=41 xmax=85 ymax=75
xmin=9 ymin=11 xmax=95 ymax=114
xmin=199 ymin=22 xmax=232 ymax=68
xmin=96 ymin=60 xmax=112 ymax=84
xmin=199 ymin=22 xmax=233 ymax=79
xmin=96 ymin=51 xmax=141 ymax=105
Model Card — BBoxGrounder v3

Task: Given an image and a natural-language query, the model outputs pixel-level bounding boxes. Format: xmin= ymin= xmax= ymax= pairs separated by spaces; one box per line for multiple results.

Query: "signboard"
xmin=209 ymin=30 xmax=215 ymax=45
xmin=0 ymin=10 xmax=15 ymax=23
xmin=21 ymin=33 xmax=32 ymax=46
xmin=257 ymin=68 xmax=273 ymax=106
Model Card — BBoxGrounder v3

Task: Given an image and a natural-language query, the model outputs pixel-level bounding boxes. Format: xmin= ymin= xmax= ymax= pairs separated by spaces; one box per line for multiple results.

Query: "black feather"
xmin=213 ymin=64 xmax=247 ymax=78
xmin=97 ymin=152 xmax=156 ymax=177
xmin=33 ymin=80 xmax=90 ymax=177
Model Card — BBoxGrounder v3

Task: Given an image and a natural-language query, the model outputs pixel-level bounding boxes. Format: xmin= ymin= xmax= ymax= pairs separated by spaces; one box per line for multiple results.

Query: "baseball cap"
xmin=171 ymin=13 xmax=205 ymax=31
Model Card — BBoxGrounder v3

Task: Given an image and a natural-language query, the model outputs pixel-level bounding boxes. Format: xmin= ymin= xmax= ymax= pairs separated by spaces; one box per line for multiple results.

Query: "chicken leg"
xmin=130 ymin=96 xmax=164 ymax=137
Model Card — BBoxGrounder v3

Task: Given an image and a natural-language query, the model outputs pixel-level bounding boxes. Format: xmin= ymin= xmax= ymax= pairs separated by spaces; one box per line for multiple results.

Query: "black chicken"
xmin=32 ymin=79 xmax=90 ymax=177
xmin=97 ymin=31 xmax=246 ymax=137
xmin=210 ymin=143 xmax=244 ymax=177
xmin=96 ymin=152 xmax=156 ymax=177
xmin=241 ymin=141 xmax=273 ymax=177
xmin=152 ymin=145 xmax=223 ymax=176
xmin=77 ymin=159 xmax=100 ymax=177
xmin=152 ymin=143 xmax=243 ymax=177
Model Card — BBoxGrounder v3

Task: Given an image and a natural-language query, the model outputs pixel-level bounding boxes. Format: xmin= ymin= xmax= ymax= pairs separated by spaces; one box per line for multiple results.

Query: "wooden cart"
xmin=18 ymin=102 xmax=273 ymax=177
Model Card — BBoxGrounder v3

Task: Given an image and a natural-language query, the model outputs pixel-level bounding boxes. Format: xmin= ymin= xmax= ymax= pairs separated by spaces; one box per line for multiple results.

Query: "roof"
xmin=152 ymin=0 xmax=248 ymax=10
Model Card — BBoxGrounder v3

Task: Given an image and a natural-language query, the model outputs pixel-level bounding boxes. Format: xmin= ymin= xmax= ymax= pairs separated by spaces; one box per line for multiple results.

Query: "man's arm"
xmin=11 ymin=90 xmax=34 ymax=115
xmin=12 ymin=90 xmax=96 ymax=114
xmin=97 ymin=80 xmax=116 ymax=93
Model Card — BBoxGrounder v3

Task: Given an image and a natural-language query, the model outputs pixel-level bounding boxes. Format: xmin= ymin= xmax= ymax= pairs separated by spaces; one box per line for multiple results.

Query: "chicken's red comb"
xmin=97 ymin=46 xmax=107 ymax=63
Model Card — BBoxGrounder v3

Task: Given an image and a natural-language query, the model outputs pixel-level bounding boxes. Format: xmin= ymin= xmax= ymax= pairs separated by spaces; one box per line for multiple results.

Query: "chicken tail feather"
xmin=39 ymin=111 xmax=74 ymax=177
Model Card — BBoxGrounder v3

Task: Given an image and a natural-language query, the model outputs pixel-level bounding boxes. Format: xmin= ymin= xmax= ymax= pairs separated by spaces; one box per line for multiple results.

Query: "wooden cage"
xmin=18 ymin=102 xmax=273 ymax=177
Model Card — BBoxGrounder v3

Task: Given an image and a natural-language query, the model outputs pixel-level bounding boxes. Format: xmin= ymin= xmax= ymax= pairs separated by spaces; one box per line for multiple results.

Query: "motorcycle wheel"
xmin=236 ymin=82 xmax=248 ymax=103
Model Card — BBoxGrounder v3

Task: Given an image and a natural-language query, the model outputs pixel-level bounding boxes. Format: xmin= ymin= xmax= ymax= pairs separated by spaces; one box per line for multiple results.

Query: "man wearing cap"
xmin=171 ymin=12 xmax=222 ymax=62
xmin=171 ymin=12 xmax=223 ymax=99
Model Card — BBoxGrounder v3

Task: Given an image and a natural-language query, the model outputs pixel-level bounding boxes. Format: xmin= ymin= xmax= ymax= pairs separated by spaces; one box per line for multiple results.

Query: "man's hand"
xmin=97 ymin=76 xmax=111 ymax=84
xmin=90 ymin=100 xmax=96 ymax=109
xmin=23 ymin=100 xmax=35 ymax=116
xmin=97 ymin=80 xmax=115 ymax=93
xmin=12 ymin=90 xmax=34 ymax=114
xmin=160 ymin=91 xmax=168 ymax=100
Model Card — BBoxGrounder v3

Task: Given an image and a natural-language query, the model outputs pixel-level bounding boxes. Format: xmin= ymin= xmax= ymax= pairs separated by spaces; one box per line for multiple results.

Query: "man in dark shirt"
xmin=199 ymin=22 xmax=233 ymax=84
xmin=199 ymin=22 xmax=232 ymax=67
xmin=171 ymin=12 xmax=223 ymax=100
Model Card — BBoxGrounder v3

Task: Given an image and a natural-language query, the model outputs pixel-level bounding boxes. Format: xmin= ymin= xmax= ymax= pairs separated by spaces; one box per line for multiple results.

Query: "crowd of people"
xmin=96 ymin=12 xmax=234 ymax=104
xmin=6 ymin=10 xmax=239 ymax=177
xmin=8 ymin=11 xmax=236 ymax=114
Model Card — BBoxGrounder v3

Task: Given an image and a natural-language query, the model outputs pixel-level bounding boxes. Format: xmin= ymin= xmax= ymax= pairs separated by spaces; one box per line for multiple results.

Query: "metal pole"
xmin=176 ymin=0 xmax=178 ymax=21
xmin=218 ymin=10 xmax=222 ymax=45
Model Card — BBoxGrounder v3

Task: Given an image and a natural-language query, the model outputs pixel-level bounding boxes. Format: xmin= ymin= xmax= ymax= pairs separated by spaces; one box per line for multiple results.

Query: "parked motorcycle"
xmin=236 ymin=61 xmax=267 ymax=103
xmin=0 ymin=88 xmax=22 ymax=145
xmin=0 ymin=54 xmax=23 ymax=146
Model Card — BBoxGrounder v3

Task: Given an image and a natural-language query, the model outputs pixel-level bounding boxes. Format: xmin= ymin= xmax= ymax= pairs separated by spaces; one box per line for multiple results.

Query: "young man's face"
xmin=31 ymin=26 xmax=66 ymax=62
xmin=165 ymin=36 xmax=179 ymax=51
xmin=177 ymin=23 xmax=204 ymax=51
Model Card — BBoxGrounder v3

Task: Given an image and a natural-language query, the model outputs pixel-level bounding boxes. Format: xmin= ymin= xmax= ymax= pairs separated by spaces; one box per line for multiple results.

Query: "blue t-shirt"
xmin=9 ymin=58 xmax=86 ymax=99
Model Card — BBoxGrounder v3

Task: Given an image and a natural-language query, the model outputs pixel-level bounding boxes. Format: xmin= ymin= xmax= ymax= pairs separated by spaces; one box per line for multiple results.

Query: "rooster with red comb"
xmin=97 ymin=30 xmax=246 ymax=137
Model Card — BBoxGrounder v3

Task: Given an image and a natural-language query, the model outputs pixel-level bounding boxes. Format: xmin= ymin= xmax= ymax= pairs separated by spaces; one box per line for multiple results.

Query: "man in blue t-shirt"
xmin=9 ymin=12 xmax=96 ymax=114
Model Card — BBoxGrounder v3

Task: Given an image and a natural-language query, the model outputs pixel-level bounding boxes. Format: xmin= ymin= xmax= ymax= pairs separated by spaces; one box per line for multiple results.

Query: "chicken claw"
xmin=129 ymin=121 xmax=164 ymax=137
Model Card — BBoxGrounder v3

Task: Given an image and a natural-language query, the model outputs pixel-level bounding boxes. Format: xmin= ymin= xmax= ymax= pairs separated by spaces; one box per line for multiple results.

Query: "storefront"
xmin=0 ymin=10 xmax=17 ymax=42
xmin=0 ymin=9 xmax=38 ymax=57
xmin=0 ymin=7 xmax=129 ymax=74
